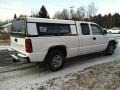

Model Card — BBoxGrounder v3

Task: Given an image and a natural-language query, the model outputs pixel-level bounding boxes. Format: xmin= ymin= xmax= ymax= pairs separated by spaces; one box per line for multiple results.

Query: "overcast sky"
xmin=0 ymin=0 xmax=120 ymax=21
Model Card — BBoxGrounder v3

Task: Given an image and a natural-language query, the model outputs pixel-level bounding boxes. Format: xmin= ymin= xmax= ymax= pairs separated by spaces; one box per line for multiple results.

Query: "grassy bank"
xmin=37 ymin=60 xmax=120 ymax=90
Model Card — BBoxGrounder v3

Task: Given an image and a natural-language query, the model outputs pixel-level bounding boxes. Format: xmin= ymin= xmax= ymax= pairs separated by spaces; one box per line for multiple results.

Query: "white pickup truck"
xmin=9 ymin=17 xmax=118 ymax=71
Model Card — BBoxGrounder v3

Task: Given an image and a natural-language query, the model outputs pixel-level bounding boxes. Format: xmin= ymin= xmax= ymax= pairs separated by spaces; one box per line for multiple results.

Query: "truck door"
xmin=90 ymin=24 xmax=108 ymax=52
xmin=78 ymin=23 xmax=96 ymax=55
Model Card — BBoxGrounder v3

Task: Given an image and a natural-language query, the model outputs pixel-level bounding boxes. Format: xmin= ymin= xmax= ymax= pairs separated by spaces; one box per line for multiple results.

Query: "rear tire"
xmin=45 ymin=50 xmax=65 ymax=71
xmin=104 ymin=43 xmax=115 ymax=55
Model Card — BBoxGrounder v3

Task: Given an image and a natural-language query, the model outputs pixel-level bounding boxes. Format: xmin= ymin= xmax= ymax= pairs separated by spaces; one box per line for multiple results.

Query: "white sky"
xmin=0 ymin=0 xmax=120 ymax=21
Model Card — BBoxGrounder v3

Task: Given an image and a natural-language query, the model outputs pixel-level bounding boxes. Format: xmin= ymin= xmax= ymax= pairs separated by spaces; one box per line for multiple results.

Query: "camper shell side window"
xmin=36 ymin=23 xmax=71 ymax=36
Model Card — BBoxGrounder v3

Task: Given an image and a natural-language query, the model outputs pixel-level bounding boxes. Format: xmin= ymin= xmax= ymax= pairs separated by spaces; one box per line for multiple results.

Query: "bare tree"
xmin=87 ymin=2 xmax=98 ymax=20
xmin=76 ymin=6 xmax=86 ymax=20
xmin=61 ymin=9 xmax=69 ymax=20
xmin=31 ymin=9 xmax=38 ymax=17
xmin=18 ymin=15 xmax=26 ymax=18
xmin=53 ymin=11 xmax=62 ymax=19
xmin=69 ymin=6 xmax=76 ymax=20
xmin=54 ymin=9 xmax=69 ymax=20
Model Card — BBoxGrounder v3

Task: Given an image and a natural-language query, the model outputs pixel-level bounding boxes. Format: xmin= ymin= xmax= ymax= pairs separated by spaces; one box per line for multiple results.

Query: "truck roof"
xmin=75 ymin=21 xmax=97 ymax=25
xmin=26 ymin=17 xmax=75 ymax=24
xmin=26 ymin=17 xmax=95 ymax=25
xmin=26 ymin=17 xmax=95 ymax=24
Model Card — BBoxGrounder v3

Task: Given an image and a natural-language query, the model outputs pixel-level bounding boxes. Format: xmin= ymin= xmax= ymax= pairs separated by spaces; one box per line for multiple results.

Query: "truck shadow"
xmin=64 ymin=52 xmax=110 ymax=68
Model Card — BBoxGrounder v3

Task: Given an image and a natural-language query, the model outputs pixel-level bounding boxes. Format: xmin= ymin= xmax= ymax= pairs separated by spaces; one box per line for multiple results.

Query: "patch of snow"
xmin=0 ymin=45 xmax=10 ymax=50
xmin=0 ymin=50 xmax=120 ymax=90
xmin=0 ymin=39 xmax=120 ymax=90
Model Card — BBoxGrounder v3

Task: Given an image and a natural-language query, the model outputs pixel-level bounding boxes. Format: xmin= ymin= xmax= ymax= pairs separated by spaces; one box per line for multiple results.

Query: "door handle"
xmin=93 ymin=37 xmax=96 ymax=40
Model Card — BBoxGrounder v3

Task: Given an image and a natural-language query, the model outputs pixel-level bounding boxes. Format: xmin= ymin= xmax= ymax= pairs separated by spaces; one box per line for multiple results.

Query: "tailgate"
xmin=11 ymin=36 xmax=26 ymax=54
xmin=10 ymin=19 xmax=26 ymax=54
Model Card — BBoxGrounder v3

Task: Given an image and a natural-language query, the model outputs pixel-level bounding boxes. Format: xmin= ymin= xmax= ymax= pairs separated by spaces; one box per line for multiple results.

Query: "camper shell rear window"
xmin=11 ymin=19 xmax=26 ymax=37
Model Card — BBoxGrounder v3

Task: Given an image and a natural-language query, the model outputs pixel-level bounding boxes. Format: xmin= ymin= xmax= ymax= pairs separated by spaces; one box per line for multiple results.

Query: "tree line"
xmin=1 ymin=3 xmax=120 ymax=29
xmin=92 ymin=13 xmax=120 ymax=28
xmin=53 ymin=2 xmax=97 ymax=21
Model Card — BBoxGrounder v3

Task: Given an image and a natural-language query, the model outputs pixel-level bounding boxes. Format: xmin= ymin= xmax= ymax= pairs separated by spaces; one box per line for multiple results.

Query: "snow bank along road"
xmin=0 ymin=39 xmax=119 ymax=89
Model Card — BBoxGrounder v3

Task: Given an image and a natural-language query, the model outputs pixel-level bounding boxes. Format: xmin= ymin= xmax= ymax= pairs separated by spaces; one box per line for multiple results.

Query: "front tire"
xmin=104 ymin=43 xmax=115 ymax=55
xmin=46 ymin=50 xmax=65 ymax=71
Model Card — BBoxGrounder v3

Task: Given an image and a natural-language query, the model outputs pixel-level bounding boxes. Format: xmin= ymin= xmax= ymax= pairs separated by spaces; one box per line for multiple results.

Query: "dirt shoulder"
xmin=25 ymin=60 xmax=120 ymax=90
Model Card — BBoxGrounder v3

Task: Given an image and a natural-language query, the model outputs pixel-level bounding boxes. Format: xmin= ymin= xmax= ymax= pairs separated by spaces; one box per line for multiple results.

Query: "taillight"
xmin=25 ymin=39 xmax=33 ymax=53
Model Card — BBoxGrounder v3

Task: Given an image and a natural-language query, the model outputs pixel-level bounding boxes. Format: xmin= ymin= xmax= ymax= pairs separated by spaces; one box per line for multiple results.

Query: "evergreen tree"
xmin=14 ymin=14 xmax=17 ymax=19
xmin=38 ymin=5 xmax=49 ymax=18
xmin=113 ymin=13 xmax=120 ymax=27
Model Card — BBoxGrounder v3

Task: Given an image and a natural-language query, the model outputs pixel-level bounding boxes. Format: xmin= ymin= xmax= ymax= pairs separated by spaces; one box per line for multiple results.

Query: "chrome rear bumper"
xmin=8 ymin=48 xmax=30 ymax=63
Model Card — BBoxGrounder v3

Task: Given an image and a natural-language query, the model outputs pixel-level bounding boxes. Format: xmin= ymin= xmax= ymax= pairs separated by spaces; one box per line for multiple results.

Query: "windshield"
xmin=11 ymin=19 xmax=26 ymax=36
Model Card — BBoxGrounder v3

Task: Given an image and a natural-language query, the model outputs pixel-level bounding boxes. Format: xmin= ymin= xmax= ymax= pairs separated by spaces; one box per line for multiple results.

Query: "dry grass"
xmin=0 ymin=31 xmax=10 ymax=40
xmin=0 ymin=31 xmax=10 ymax=45
xmin=38 ymin=60 xmax=120 ymax=90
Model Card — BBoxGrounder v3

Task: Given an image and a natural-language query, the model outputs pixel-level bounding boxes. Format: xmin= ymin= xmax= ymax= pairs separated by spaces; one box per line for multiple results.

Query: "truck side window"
xmin=80 ymin=23 xmax=90 ymax=35
xmin=91 ymin=24 xmax=103 ymax=35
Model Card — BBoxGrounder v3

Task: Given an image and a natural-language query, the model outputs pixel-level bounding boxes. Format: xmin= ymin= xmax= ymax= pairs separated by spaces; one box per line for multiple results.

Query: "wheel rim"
xmin=109 ymin=45 xmax=114 ymax=54
xmin=52 ymin=55 xmax=63 ymax=68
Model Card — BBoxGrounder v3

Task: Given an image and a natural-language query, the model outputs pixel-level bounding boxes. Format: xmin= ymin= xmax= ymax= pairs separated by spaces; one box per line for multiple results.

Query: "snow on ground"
xmin=0 ymin=45 xmax=10 ymax=50
xmin=0 ymin=45 xmax=120 ymax=90
xmin=0 ymin=38 xmax=119 ymax=90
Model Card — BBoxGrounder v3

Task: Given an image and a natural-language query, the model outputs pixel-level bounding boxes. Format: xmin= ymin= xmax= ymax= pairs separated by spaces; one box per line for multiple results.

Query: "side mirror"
xmin=103 ymin=30 xmax=108 ymax=34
